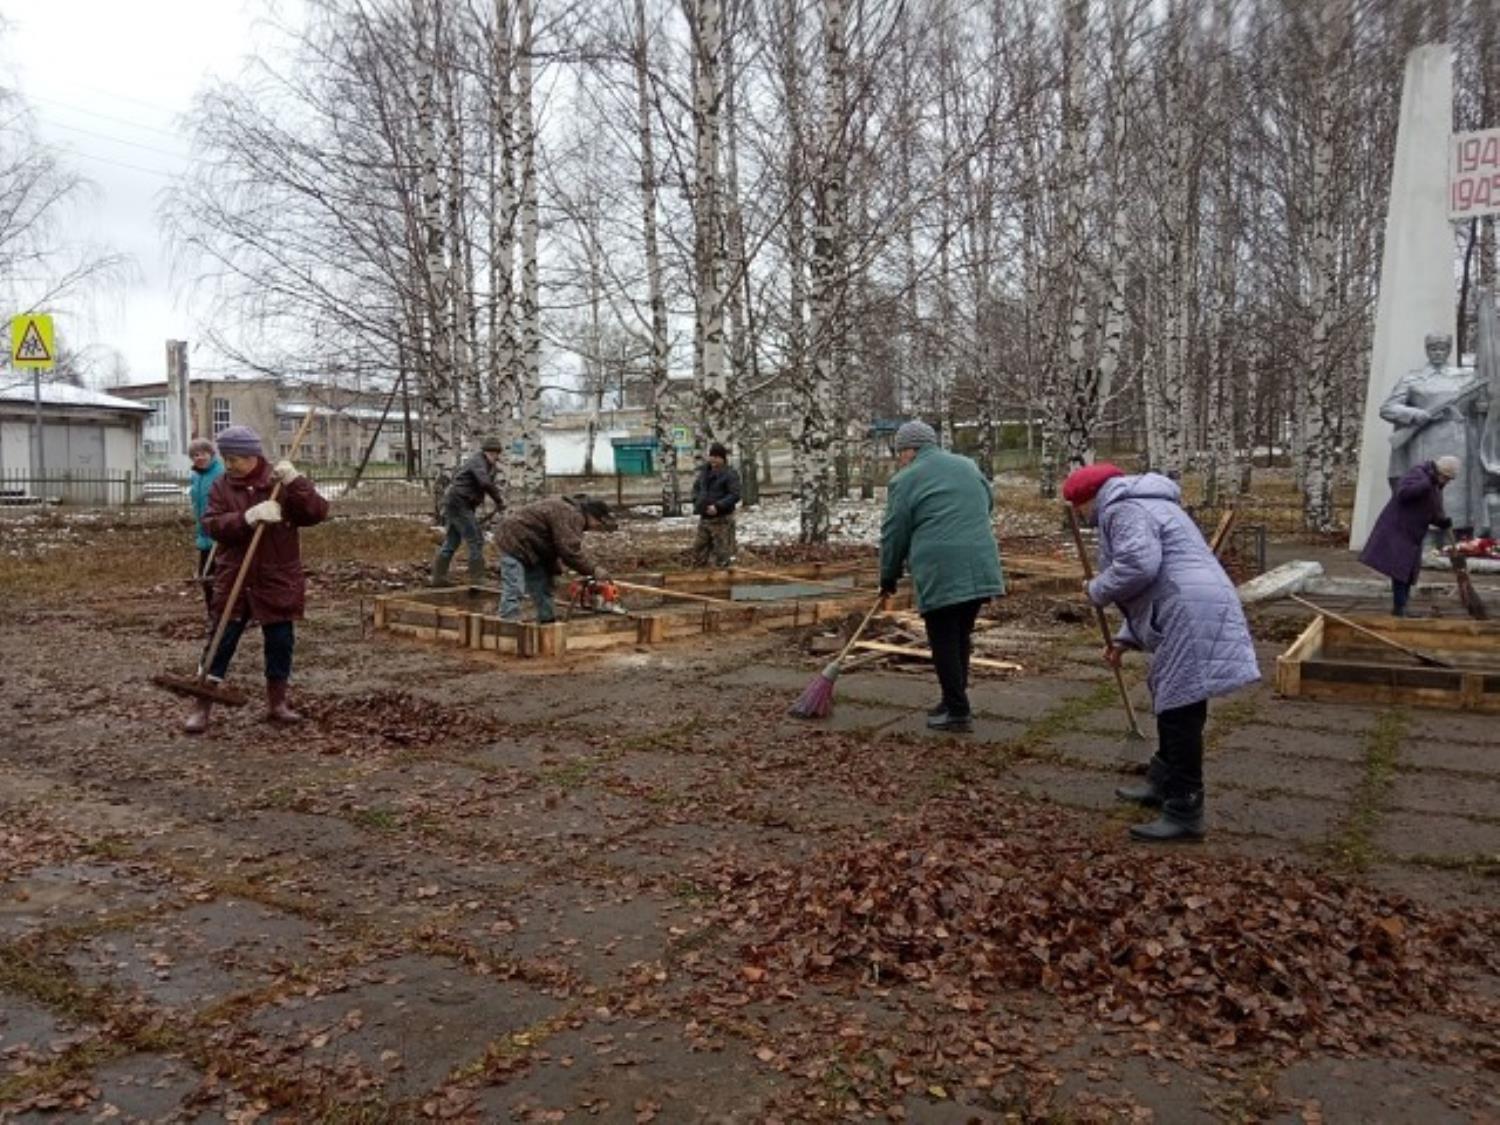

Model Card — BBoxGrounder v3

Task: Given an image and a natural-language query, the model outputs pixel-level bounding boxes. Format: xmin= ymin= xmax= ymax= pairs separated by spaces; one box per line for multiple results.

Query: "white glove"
xmin=245 ymin=499 xmax=283 ymax=525
xmin=272 ymin=459 xmax=300 ymax=484
xmin=593 ymin=567 xmax=610 ymax=583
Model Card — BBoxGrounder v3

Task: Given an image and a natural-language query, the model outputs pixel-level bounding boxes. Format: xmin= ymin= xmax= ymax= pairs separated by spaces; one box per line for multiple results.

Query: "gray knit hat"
xmin=215 ymin=425 xmax=263 ymax=458
xmin=893 ymin=420 xmax=938 ymax=451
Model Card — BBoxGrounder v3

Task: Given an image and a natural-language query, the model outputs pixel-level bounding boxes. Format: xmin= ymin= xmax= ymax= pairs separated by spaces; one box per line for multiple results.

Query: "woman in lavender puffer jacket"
xmin=1065 ymin=464 xmax=1260 ymax=842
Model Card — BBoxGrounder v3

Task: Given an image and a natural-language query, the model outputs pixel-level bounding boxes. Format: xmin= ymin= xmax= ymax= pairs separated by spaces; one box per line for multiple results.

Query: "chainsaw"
xmin=566 ymin=576 xmax=627 ymax=615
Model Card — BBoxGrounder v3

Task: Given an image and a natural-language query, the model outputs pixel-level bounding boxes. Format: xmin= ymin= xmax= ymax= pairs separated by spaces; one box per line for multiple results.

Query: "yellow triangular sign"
xmin=16 ymin=321 xmax=50 ymax=362
xmin=11 ymin=313 xmax=55 ymax=369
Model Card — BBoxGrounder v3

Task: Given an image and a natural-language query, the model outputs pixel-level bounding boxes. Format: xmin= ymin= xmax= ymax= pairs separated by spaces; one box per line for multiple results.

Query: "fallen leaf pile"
xmin=282 ymin=691 xmax=513 ymax=753
xmin=711 ymin=808 xmax=1500 ymax=1052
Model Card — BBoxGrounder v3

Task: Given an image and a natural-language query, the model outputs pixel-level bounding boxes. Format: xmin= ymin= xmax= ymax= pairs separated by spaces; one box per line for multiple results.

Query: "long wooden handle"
xmin=611 ymin=579 xmax=734 ymax=606
xmin=1288 ymin=594 xmax=1453 ymax=669
xmin=730 ymin=565 xmax=867 ymax=593
xmin=198 ymin=410 xmax=319 ymax=682
xmin=831 ymin=595 xmax=887 ymax=668
xmin=1067 ymin=503 xmax=1146 ymax=737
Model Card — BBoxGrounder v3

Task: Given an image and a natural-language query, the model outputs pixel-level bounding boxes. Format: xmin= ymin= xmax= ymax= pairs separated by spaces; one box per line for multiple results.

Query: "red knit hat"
xmin=1062 ymin=462 xmax=1125 ymax=505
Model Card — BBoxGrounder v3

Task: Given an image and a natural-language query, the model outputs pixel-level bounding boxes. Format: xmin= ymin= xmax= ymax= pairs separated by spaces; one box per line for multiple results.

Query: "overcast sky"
xmin=5 ymin=0 xmax=281 ymax=387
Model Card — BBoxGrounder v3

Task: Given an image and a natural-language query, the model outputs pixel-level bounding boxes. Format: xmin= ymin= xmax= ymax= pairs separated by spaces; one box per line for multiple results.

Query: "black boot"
xmin=926 ymin=710 xmax=973 ymax=733
xmin=1129 ymin=790 xmax=1206 ymax=843
xmin=1115 ymin=754 xmax=1170 ymax=807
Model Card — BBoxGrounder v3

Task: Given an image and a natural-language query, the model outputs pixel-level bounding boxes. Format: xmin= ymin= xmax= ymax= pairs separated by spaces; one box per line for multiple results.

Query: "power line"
xmin=26 ymin=92 xmax=184 ymax=141
xmin=56 ymin=145 xmax=187 ymax=180
xmin=37 ymin=115 xmax=192 ymax=162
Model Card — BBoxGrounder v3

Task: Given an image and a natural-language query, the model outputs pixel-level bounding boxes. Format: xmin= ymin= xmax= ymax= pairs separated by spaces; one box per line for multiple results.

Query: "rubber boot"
xmin=1129 ymin=790 xmax=1206 ymax=843
xmin=1115 ymin=754 xmax=1170 ymax=807
xmin=466 ymin=559 xmax=488 ymax=587
xmin=430 ymin=551 xmax=454 ymax=588
xmin=183 ymin=696 xmax=213 ymax=735
xmin=266 ymin=679 xmax=302 ymax=724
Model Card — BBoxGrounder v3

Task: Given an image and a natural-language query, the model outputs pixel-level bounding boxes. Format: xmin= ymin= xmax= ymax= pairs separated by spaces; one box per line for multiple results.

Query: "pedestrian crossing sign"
xmin=10 ymin=313 xmax=55 ymax=370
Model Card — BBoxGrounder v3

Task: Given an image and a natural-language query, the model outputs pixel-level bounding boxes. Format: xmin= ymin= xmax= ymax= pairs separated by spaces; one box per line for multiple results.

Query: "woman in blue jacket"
xmin=188 ymin=438 xmax=225 ymax=626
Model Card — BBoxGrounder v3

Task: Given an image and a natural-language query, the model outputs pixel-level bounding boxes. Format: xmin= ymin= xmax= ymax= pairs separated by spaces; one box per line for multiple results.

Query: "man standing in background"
xmin=691 ymin=442 xmax=741 ymax=568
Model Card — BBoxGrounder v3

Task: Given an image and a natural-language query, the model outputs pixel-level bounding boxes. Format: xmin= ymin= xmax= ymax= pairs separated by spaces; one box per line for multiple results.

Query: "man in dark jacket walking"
xmin=1358 ymin=456 xmax=1460 ymax=615
xmin=432 ymin=437 xmax=507 ymax=586
xmin=494 ymin=495 xmax=617 ymax=622
xmin=879 ymin=420 xmax=1005 ymax=732
xmin=691 ymin=442 xmax=741 ymax=567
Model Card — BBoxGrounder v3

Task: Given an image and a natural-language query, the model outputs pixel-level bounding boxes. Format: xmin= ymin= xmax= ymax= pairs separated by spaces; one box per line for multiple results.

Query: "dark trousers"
xmin=923 ymin=599 xmax=984 ymax=717
xmin=209 ymin=619 xmax=295 ymax=682
xmin=1155 ymin=700 xmax=1207 ymax=799
xmin=1392 ymin=579 xmax=1411 ymax=616
xmin=197 ymin=548 xmax=215 ymax=613
xmin=437 ymin=502 xmax=485 ymax=571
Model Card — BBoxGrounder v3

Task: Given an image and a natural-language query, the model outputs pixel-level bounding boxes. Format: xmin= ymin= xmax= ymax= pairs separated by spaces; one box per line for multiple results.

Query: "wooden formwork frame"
xmin=1275 ymin=614 xmax=1500 ymax=713
xmin=372 ymin=561 xmax=910 ymax=659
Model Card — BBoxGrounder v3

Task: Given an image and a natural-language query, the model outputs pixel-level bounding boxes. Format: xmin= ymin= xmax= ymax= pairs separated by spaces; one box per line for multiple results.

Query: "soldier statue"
xmin=1380 ymin=331 xmax=1491 ymax=537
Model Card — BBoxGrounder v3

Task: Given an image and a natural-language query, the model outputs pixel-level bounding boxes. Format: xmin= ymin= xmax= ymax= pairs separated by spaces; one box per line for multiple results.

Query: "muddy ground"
xmin=1 ymin=515 xmax=1497 ymax=1124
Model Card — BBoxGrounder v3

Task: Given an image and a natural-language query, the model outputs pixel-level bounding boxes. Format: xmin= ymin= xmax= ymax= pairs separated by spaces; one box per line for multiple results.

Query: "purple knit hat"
xmin=215 ymin=425 xmax=263 ymax=458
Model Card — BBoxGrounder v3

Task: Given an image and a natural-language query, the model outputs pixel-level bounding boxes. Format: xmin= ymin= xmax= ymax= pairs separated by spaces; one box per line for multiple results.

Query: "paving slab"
xmin=248 ymin=953 xmax=558 ymax=1102
xmin=1212 ymin=789 xmax=1342 ymax=843
xmin=0 ymin=863 xmax=172 ymax=941
xmin=1374 ymin=811 xmax=1500 ymax=861
xmin=0 ymin=997 xmax=94 ymax=1067
xmin=1269 ymin=1056 xmax=1500 ymax=1124
xmin=1388 ymin=772 xmax=1500 ymax=819
xmin=7 ymin=1052 xmax=225 ymax=1124
xmin=1213 ymin=751 xmax=1364 ymax=801
xmin=1216 ymin=723 xmax=1369 ymax=764
xmin=879 ymin=714 xmax=1030 ymax=745
xmin=481 ymin=884 xmax=683 ymax=983
xmin=1054 ymin=1055 xmax=1230 ymax=1123
xmin=62 ymin=898 xmax=328 ymax=1011
xmin=471 ymin=1016 xmax=784 ymax=1123
xmin=1407 ymin=740 xmax=1500 ymax=778
xmin=1250 ymin=698 xmax=1386 ymax=733
xmin=1004 ymin=762 xmax=1120 ymax=812
xmin=1048 ymin=731 xmax=1159 ymax=773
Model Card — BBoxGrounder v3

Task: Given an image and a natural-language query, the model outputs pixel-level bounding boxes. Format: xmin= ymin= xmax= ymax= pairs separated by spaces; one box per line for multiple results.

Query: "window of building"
xmin=280 ymin=444 xmax=292 ymax=457
xmin=341 ymin=446 xmax=353 ymax=464
xmin=142 ymin=397 xmax=169 ymax=453
xmin=279 ymin=415 xmax=295 ymax=432
xmin=212 ymin=397 xmax=231 ymax=434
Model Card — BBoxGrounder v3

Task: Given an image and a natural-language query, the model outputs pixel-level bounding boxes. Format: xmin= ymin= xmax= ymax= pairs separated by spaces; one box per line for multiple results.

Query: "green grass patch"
xmin=1326 ymin=709 xmax=1407 ymax=872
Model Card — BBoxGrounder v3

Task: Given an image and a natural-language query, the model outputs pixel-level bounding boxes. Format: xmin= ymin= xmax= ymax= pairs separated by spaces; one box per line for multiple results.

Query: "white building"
xmin=0 ymin=383 xmax=151 ymax=503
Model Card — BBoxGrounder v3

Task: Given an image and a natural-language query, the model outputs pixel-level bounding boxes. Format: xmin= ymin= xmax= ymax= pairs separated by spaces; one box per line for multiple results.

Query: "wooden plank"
xmin=613 ymin=579 xmax=737 ymax=606
xmin=853 ymin=640 xmax=1023 ymax=673
xmin=1208 ymin=508 xmax=1237 ymax=556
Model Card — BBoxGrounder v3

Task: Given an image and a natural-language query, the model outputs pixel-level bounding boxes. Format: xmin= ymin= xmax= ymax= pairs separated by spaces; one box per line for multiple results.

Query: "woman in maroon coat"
xmin=1357 ymin=456 xmax=1459 ymax=616
xmin=185 ymin=425 xmax=330 ymax=733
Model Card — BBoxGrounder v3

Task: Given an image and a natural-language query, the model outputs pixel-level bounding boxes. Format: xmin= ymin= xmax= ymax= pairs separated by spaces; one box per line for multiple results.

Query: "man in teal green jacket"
xmin=879 ymin=420 xmax=1005 ymax=732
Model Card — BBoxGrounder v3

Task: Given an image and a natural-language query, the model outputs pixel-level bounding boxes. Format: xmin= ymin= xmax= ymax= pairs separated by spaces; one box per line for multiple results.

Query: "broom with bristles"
xmin=789 ymin=594 xmax=887 ymax=719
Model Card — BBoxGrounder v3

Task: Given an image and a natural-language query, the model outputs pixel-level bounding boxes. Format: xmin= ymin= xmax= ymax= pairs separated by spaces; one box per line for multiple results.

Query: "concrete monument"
xmin=1350 ymin=45 xmax=1454 ymax=550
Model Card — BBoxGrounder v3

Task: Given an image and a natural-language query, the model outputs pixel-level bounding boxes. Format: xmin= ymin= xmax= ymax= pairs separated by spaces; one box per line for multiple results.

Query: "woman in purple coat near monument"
xmin=1358 ymin=456 xmax=1460 ymax=616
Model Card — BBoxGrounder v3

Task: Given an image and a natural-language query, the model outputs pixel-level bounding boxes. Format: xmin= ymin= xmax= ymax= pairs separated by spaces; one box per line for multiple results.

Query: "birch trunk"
xmin=1205 ymin=0 xmax=1236 ymax=508
xmin=691 ymin=0 xmax=732 ymax=453
xmin=634 ymin=0 xmax=679 ymax=515
xmin=781 ymin=0 xmax=810 ymax=532
xmin=1302 ymin=0 xmax=1348 ymax=532
xmin=488 ymin=0 xmax=521 ymax=492
xmin=439 ymin=24 xmax=479 ymax=440
xmin=1059 ymin=0 xmax=1093 ymax=471
xmin=1156 ymin=0 xmax=1190 ymax=479
xmin=415 ymin=0 xmax=457 ymax=501
xmin=517 ymin=0 xmax=544 ymax=497
xmin=798 ymin=0 xmax=845 ymax=544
